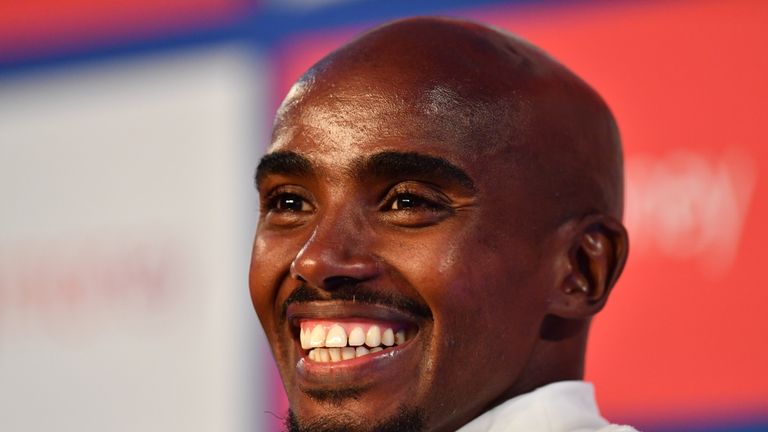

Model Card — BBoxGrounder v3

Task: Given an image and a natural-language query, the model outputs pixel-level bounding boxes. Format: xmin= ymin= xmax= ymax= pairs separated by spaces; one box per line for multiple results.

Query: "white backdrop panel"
xmin=0 ymin=45 xmax=267 ymax=432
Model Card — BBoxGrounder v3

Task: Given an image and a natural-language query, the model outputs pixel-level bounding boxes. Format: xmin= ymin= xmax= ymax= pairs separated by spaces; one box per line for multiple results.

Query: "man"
xmin=250 ymin=16 xmax=635 ymax=432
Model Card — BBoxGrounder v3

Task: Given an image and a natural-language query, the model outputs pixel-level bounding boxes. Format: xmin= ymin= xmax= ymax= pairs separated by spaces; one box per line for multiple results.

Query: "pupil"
xmin=398 ymin=195 xmax=415 ymax=208
xmin=281 ymin=196 xmax=302 ymax=211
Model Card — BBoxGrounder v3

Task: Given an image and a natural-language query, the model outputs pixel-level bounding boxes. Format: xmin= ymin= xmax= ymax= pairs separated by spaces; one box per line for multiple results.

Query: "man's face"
xmin=250 ymin=74 xmax=560 ymax=431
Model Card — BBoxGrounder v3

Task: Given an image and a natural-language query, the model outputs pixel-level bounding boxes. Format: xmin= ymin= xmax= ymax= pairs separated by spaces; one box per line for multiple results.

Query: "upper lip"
xmin=287 ymin=300 xmax=423 ymax=325
xmin=286 ymin=301 xmax=425 ymax=338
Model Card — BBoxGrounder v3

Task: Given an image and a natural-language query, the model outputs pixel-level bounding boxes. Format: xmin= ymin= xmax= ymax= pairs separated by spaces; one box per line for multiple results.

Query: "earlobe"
xmin=551 ymin=215 xmax=629 ymax=319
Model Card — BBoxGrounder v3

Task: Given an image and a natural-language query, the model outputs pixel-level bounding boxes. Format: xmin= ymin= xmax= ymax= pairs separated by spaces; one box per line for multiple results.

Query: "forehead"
xmin=270 ymin=73 xmax=530 ymax=177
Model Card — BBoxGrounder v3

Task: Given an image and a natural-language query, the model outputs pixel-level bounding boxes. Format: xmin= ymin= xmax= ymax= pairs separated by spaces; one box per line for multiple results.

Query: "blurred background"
xmin=1 ymin=0 xmax=766 ymax=431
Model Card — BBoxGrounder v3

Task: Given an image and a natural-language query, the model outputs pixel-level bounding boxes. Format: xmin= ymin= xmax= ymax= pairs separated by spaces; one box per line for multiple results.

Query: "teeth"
xmin=341 ymin=347 xmax=356 ymax=360
xmin=328 ymin=348 xmax=341 ymax=362
xmin=309 ymin=325 xmax=326 ymax=348
xmin=300 ymin=328 xmax=311 ymax=349
xmin=302 ymin=322 xmax=410 ymax=362
xmin=317 ymin=348 xmax=330 ymax=362
xmin=382 ymin=328 xmax=394 ymax=346
xmin=365 ymin=326 xmax=381 ymax=347
xmin=325 ymin=325 xmax=347 ymax=347
xmin=348 ymin=327 xmax=365 ymax=346
xmin=395 ymin=330 xmax=405 ymax=345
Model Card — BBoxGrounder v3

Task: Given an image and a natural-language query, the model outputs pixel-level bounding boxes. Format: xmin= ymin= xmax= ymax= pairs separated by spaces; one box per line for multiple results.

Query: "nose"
xmin=290 ymin=210 xmax=381 ymax=290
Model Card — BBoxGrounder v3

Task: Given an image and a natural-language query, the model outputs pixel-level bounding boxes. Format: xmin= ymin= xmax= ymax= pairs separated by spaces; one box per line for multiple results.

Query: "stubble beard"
xmin=285 ymin=405 xmax=426 ymax=432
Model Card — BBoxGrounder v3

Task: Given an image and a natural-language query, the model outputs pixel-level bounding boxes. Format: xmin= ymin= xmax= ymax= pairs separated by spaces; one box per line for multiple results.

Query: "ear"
xmin=549 ymin=214 xmax=629 ymax=319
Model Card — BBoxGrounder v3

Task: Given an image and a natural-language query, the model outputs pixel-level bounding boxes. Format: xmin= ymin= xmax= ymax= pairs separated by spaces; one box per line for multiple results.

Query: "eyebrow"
xmin=254 ymin=151 xmax=312 ymax=189
xmin=254 ymin=149 xmax=477 ymax=193
xmin=362 ymin=151 xmax=477 ymax=193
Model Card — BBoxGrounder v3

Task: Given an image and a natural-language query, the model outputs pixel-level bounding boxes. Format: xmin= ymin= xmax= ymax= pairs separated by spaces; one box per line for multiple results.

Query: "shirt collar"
xmin=456 ymin=381 xmax=609 ymax=432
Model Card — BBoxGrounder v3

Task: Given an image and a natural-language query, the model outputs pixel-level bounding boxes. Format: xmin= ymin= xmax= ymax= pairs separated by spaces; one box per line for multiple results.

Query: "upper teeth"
xmin=299 ymin=322 xmax=407 ymax=362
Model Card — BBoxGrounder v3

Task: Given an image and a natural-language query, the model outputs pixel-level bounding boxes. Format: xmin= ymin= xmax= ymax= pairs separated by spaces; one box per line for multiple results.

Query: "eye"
xmin=389 ymin=193 xmax=439 ymax=211
xmin=380 ymin=184 xmax=454 ymax=227
xmin=260 ymin=189 xmax=315 ymax=228
xmin=268 ymin=193 xmax=314 ymax=213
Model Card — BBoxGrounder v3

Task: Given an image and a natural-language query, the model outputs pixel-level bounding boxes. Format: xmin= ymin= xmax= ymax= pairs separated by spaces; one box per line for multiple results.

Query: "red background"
xmin=0 ymin=0 xmax=245 ymax=61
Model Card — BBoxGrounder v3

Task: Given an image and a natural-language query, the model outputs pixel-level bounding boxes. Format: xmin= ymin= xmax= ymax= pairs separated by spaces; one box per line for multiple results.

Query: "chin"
xmin=285 ymin=405 xmax=426 ymax=432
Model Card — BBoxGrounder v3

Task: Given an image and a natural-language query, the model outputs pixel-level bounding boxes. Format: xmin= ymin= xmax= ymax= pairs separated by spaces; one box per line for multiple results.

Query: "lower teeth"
xmin=308 ymin=346 xmax=386 ymax=362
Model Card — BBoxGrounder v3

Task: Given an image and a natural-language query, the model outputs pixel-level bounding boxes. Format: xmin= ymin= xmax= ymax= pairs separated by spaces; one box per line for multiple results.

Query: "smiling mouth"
xmin=298 ymin=320 xmax=413 ymax=362
xmin=285 ymin=300 xmax=425 ymax=373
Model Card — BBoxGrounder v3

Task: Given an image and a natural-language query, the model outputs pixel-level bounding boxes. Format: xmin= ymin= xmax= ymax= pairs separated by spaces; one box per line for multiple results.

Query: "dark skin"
xmin=250 ymin=17 xmax=628 ymax=432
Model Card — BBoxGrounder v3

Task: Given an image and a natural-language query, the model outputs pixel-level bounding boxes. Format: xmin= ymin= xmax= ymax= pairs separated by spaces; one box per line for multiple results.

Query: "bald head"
xmin=274 ymin=17 xmax=623 ymax=224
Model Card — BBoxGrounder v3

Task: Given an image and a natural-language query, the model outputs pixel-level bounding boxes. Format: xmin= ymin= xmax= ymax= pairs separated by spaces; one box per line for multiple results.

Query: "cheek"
xmin=433 ymin=260 xmax=548 ymax=409
xmin=387 ymin=222 xmax=537 ymax=307
xmin=375 ymin=227 xmax=468 ymax=305
xmin=249 ymin=230 xmax=301 ymax=320
xmin=386 ymin=223 xmax=548 ymax=390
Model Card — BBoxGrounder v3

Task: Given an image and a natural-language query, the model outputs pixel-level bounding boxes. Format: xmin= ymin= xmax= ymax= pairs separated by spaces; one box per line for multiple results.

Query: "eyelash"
xmin=263 ymin=189 xmax=314 ymax=213
xmin=259 ymin=184 xmax=452 ymax=229
xmin=381 ymin=186 xmax=450 ymax=212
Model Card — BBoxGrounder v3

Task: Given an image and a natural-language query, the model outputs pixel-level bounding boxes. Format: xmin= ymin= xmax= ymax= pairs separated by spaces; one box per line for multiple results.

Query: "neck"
xmin=498 ymin=318 xmax=590 ymax=408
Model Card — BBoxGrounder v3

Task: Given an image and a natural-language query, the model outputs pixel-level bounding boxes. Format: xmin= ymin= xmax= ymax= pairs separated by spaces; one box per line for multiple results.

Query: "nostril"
xmin=323 ymin=276 xmax=362 ymax=291
xmin=289 ymin=257 xmax=310 ymax=282
xmin=289 ymin=236 xmax=382 ymax=290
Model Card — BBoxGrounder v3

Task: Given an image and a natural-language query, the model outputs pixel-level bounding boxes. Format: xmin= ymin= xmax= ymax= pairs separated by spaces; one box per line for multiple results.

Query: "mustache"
xmin=281 ymin=281 xmax=432 ymax=321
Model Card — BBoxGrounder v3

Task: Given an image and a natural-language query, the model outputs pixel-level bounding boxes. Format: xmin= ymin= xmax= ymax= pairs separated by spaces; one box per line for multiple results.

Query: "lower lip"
xmin=295 ymin=338 xmax=416 ymax=384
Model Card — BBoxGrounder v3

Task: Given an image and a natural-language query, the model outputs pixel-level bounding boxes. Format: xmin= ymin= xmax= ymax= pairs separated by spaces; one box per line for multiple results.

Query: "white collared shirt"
xmin=456 ymin=381 xmax=638 ymax=432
